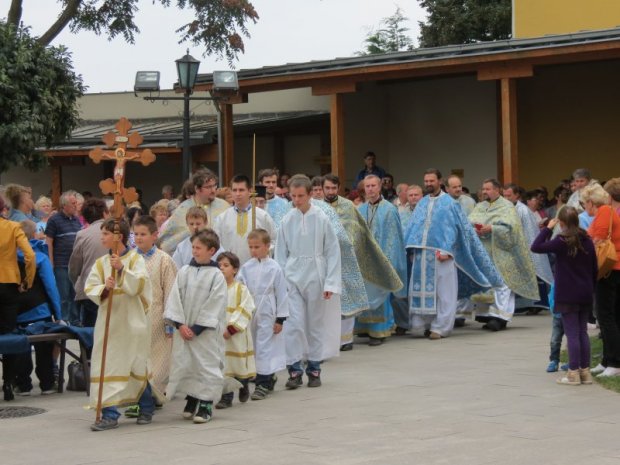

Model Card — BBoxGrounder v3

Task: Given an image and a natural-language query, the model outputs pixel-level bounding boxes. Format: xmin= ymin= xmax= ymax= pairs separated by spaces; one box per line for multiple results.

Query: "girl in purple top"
xmin=531 ymin=207 xmax=598 ymax=386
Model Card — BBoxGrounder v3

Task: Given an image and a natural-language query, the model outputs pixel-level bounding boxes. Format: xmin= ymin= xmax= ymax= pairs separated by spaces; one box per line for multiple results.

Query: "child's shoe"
xmin=193 ymin=402 xmax=213 ymax=423
xmin=239 ymin=384 xmax=250 ymax=403
xmin=90 ymin=417 xmax=119 ymax=431
xmin=546 ymin=360 xmax=559 ymax=372
xmin=307 ymin=371 xmax=322 ymax=388
xmin=183 ymin=397 xmax=199 ymax=419
xmin=560 ymin=363 xmax=569 ymax=371
xmin=251 ymin=385 xmax=269 ymax=400
xmin=579 ymin=368 xmax=593 ymax=385
xmin=124 ymin=405 xmax=139 ymax=417
xmin=556 ymin=369 xmax=581 ymax=386
xmin=136 ymin=412 xmax=153 ymax=425
xmin=285 ymin=373 xmax=303 ymax=390
xmin=268 ymin=374 xmax=278 ymax=391
xmin=215 ymin=398 xmax=232 ymax=409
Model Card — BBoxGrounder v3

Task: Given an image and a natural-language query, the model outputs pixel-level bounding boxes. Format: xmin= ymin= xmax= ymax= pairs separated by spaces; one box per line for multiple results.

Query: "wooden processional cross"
xmin=87 ymin=117 xmax=156 ymax=422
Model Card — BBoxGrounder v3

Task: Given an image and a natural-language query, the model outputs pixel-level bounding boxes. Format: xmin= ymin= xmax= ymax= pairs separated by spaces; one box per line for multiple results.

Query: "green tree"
xmin=358 ymin=7 xmax=415 ymax=55
xmin=0 ymin=22 xmax=85 ymax=173
xmin=6 ymin=0 xmax=259 ymax=64
xmin=418 ymin=0 xmax=511 ymax=48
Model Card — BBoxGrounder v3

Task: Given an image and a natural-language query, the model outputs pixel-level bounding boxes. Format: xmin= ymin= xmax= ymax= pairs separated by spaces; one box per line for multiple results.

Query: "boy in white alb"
xmin=274 ymin=175 xmax=341 ymax=389
xmin=237 ymin=229 xmax=289 ymax=400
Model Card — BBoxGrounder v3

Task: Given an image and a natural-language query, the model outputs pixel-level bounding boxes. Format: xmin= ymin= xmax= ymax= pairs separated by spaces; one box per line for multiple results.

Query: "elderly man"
xmin=322 ymin=174 xmax=403 ymax=349
xmin=161 ymin=185 xmax=175 ymax=201
xmin=446 ymin=174 xmax=476 ymax=215
xmin=45 ymin=190 xmax=82 ymax=325
xmin=399 ymin=185 xmax=423 ymax=233
xmin=393 ymin=183 xmax=409 ymax=213
xmin=69 ymin=198 xmax=109 ymax=327
xmin=405 ymin=169 xmax=503 ymax=339
xmin=258 ymin=168 xmax=291 ymax=228
xmin=159 ymin=169 xmax=230 ymax=254
xmin=567 ymin=168 xmax=600 ymax=213
xmin=468 ymin=179 xmax=539 ymax=331
xmin=355 ymin=175 xmax=407 ymax=346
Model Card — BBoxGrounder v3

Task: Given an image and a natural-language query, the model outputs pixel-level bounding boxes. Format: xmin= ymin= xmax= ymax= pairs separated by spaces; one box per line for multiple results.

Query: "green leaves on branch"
xmin=0 ymin=22 xmax=85 ymax=173
xmin=358 ymin=7 xmax=414 ymax=55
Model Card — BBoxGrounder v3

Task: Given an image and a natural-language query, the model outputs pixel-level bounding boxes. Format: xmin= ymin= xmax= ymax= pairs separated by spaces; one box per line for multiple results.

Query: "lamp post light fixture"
xmin=176 ymin=50 xmax=201 ymax=182
xmin=135 ymin=58 xmax=239 ymax=185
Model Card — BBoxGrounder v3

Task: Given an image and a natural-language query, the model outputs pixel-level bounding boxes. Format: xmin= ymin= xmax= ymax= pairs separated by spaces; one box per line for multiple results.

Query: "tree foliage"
xmin=358 ymin=7 xmax=415 ymax=55
xmin=6 ymin=0 xmax=259 ymax=65
xmin=0 ymin=22 xmax=85 ymax=173
xmin=418 ymin=0 xmax=511 ymax=48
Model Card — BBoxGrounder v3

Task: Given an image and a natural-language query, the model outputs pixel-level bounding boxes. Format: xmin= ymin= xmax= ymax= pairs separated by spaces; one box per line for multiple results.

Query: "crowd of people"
xmin=1 ymin=155 xmax=619 ymax=432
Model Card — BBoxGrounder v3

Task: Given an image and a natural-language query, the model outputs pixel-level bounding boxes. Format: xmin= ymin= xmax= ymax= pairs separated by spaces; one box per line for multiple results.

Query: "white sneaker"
xmin=591 ymin=364 xmax=606 ymax=375
xmin=597 ymin=367 xmax=620 ymax=378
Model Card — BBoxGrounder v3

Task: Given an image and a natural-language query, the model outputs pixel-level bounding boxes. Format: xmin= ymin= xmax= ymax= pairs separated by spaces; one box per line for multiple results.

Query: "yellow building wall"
xmin=514 ymin=0 xmax=620 ymax=38
xmin=518 ymin=60 xmax=620 ymax=190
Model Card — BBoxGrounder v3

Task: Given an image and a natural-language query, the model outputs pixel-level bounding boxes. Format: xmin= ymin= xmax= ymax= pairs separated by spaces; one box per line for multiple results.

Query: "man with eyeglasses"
xmin=159 ymin=169 xmax=230 ymax=254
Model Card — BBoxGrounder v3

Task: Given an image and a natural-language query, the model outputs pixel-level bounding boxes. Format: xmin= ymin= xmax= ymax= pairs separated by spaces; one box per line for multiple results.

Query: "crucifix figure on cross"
xmin=89 ymin=117 xmax=156 ymax=218
xmin=87 ymin=117 xmax=156 ymax=424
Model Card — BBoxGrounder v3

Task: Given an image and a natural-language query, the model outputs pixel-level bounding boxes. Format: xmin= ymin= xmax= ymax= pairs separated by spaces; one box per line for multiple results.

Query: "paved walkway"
xmin=2 ymin=314 xmax=619 ymax=465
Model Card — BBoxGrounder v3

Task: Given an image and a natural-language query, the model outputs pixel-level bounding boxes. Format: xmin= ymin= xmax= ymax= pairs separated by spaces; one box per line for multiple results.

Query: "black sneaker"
xmin=285 ymin=373 xmax=303 ymax=390
xmin=307 ymin=371 xmax=322 ymax=388
xmin=136 ymin=412 xmax=153 ymax=425
xmin=239 ymin=384 xmax=250 ymax=403
xmin=90 ymin=417 xmax=119 ymax=431
xmin=183 ymin=397 xmax=199 ymax=419
xmin=193 ymin=402 xmax=213 ymax=424
xmin=215 ymin=398 xmax=232 ymax=409
xmin=268 ymin=374 xmax=278 ymax=391
xmin=340 ymin=343 xmax=353 ymax=351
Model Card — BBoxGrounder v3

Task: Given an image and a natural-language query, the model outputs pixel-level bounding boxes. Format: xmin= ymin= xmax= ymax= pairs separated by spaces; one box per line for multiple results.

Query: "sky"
xmin=8 ymin=0 xmax=427 ymax=93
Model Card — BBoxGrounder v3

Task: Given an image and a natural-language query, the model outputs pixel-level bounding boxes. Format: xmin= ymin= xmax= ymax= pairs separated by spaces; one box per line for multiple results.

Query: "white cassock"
xmin=237 ymin=257 xmax=289 ymax=375
xmin=275 ymin=205 xmax=342 ymax=364
xmin=164 ymin=264 xmax=227 ymax=402
xmin=172 ymin=236 xmax=224 ymax=270
xmin=214 ymin=206 xmax=276 ymax=265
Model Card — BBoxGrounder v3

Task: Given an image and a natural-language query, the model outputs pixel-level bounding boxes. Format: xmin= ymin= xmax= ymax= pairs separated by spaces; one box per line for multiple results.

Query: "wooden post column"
xmin=222 ymin=103 xmax=234 ymax=186
xmin=330 ymin=93 xmax=345 ymax=182
xmin=51 ymin=160 xmax=63 ymax=208
xmin=500 ymin=78 xmax=519 ymax=185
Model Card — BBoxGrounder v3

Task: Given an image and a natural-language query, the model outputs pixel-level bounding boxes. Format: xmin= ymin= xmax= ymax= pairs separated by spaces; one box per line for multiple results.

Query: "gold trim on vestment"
xmin=226 ymin=306 xmax=252 ymax=320
xmin=236 ymin=211 xmax=248 ymax=236
xmin=90 ymin=371 xmax=149 ymax=383
xmin=225 ymin=350 xmax=255 ymax=358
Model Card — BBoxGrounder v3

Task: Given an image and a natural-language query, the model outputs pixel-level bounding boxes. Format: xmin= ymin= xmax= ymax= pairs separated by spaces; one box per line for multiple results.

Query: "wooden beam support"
xmin=499 ymin=78 xmax=519 ymax=184
xmin=222 ymin=103 xmax=235 ymax=186
xmin=312 ymin=80 xmax=357 ymax=96
xmin=51 ymin=162 xmax=62 ymax=209
xmin=477 ymin=63 xmax=533 ymax=81
xmin=330 ymin=94 xmax=345 ymax=183
xmin=220 ymin=93 xmax=248 ymax=105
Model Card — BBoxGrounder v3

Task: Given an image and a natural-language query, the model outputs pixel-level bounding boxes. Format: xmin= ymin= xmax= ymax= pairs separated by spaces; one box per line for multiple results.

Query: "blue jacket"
xmin=16 ymin=239 xmax=62 ymax=323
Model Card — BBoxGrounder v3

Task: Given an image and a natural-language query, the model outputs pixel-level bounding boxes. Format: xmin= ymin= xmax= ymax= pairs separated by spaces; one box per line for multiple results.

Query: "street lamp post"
xmin=175 ymin=50 xmax=200 ymax=183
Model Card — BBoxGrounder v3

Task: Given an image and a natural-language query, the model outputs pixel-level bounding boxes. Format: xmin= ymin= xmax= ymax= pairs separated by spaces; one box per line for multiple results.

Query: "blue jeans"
xmin=288 ymin=360 xmax=321 ymax=376
xmin=102 ymin=383 xmax=155 ymax=420
xmin=54 ymin=267 xmax=79 ymax=324
xmin=549 ymin=316 xmax=564 ymax=362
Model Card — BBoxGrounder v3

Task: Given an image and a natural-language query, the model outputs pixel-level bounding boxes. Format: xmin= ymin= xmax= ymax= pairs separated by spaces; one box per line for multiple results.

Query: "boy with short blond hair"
xmin=237 ymin=228 xmax=289 ymax=400
xmin=172 ymin=207 xmax=223 ymax=269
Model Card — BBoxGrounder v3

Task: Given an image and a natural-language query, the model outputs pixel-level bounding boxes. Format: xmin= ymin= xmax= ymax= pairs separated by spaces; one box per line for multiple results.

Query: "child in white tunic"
xmin=237 ymin=229 xmax=289 ymax=400
xmin=215 ymin=251 xmax=256 ymax=408
xmin=164 ymin=230 xmax=228 ymax=424
xmin=274 ymin=175 xmax=342 ymax=389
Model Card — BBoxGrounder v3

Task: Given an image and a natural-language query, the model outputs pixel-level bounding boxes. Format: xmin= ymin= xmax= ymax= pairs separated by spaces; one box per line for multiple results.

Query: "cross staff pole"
xmin=88 ymin=117 xmax=156 ymax=423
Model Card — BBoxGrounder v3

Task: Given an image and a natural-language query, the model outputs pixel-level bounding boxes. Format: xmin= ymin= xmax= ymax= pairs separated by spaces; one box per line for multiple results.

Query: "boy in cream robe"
xmin=164 ymin=230 xmax=228 ymax=424
xmin=215 ymin=251 xmax=256 ymax=408
xmin=85 ymin=219 xmax=154 ymax=431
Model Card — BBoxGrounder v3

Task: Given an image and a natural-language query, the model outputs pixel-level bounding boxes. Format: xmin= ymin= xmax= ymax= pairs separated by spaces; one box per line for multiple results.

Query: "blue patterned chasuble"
xmin=355 ymin=199 xmax=407 ymax=338
xmin=311 ymin=199 xmax=369 ymax=316
xmin=404 ymin=193 xmax=504 ymax=315
xmin=266 ymin=196 xmax=291 ymax=229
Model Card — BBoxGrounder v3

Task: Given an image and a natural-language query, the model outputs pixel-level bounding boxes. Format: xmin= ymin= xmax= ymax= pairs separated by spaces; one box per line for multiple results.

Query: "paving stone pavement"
xmin=1 ymin=314 xmax=619 ymax=465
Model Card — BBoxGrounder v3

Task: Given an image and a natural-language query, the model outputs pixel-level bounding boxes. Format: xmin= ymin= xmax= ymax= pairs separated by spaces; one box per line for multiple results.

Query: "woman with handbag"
xmin=583 ymin=184 xmax=620 ymax=377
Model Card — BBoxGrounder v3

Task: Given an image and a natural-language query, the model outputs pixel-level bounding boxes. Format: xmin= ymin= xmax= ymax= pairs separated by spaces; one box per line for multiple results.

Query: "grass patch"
xmin=561 ymin=335 xmax=620 ymax=393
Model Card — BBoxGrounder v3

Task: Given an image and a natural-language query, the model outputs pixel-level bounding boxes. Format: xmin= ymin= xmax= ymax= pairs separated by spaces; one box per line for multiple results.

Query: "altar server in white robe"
xmin=214 ymin=174 xmax=276 ymax=265
xmin=275 ymin=175 xmax=341 ymax=389
xmin=164 ymin=230 xmax=228 ymax=424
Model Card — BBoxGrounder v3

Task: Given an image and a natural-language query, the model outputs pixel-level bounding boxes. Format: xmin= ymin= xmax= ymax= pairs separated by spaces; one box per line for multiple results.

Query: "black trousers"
xmin=596 ymin=270 xmax=620 ymax=368
xmin=0 ymin=283 xmax=20 ymax=385
xmin=13 ymin=342 xmax=55 ymax=391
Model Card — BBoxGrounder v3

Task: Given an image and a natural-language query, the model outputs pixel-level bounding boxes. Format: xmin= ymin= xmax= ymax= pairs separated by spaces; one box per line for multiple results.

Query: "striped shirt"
xmin=45 ymin=212 xmax=82 ymax=267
